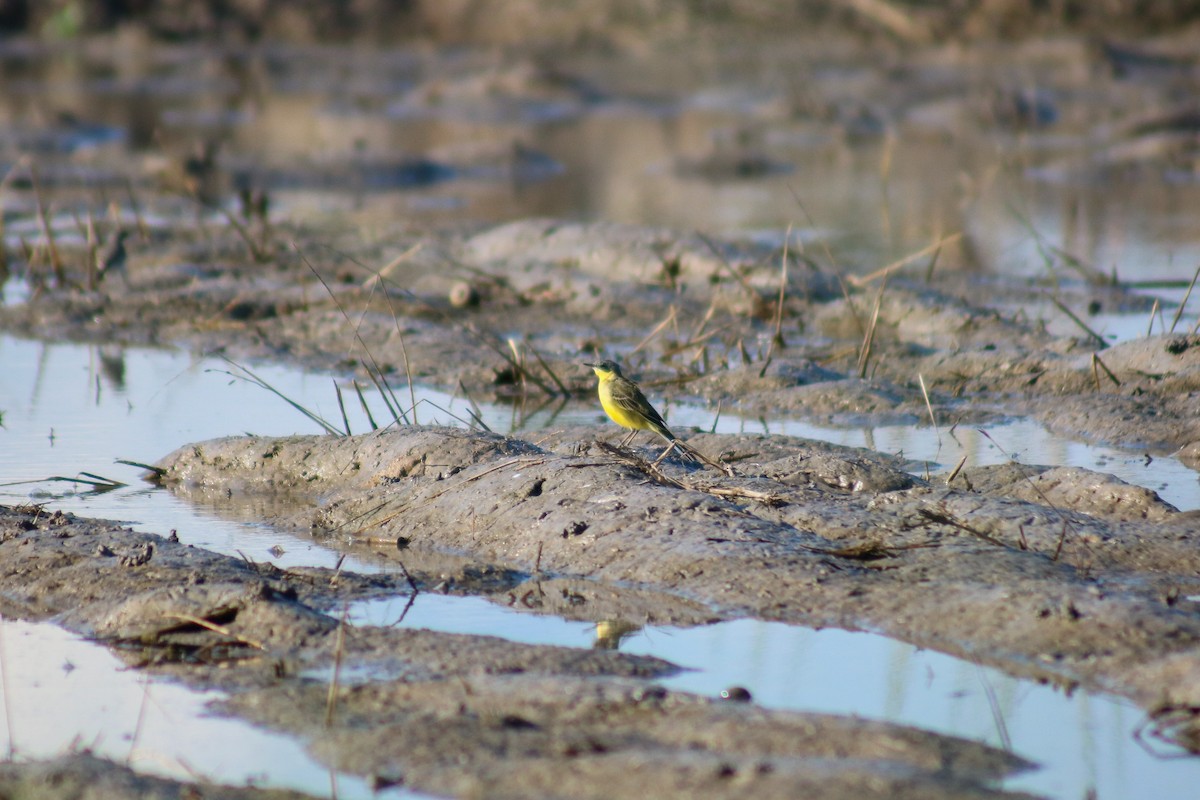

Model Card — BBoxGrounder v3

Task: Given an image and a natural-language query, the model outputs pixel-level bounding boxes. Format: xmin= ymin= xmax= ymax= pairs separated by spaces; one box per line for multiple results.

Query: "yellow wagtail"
xmin=585 ymin=359 xmax=731 ymax=474
xmin=585 ymin=359 xmax=679 ymax=449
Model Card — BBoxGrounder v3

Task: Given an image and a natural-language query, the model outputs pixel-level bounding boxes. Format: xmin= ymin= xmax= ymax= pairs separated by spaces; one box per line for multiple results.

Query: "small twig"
xmin=126 ymin=676 xmax=152 ymax=765
xmin=362 ymin=242 xmax=423 ymax=290
xmin=1169 ymin=264 xmax=1200 ymax=334
xmin=847 ymin=233 xmax=962 ymax=287
xmin=235 ymin=550 xmax=261 ymax=575
xmin=918 ymin=374 xmax=939 ymax=437
xmin=946 ymin=454 xmax=968 ymax=485
xmin=394 ymin=554 xmax=419 ymax=595
xmin=31 ymin=166 xmax=65 ymax=286
xmin=325 ymin=604 xmax=348 ymax=728
xmin=124 ymin=177 xmax=149 ymax=241
xmin=1050 ymin=296 xmax=1108 ymax=350
xmin=759 ymin=227 xmax=791 ymax=378
xmin=631 ymin=305 xmax=678 ymax=355
xmin=163 ymin=613 xmax=267 ymax=651
xmin=1147 ymin=297 xmax=1160 ymax=337
xmin=978 ymin=430 xmax=1083 ymax=562
xmin=916 ymin=507 xmax=1008 ymax=548
xmin=1092 ymin=353 xmax=1121 ymax=387
xmin=0 ymin=614 xmax=15 ymax=758
xmin=697 ymin=232 xmax=757 ymax=300
xmin=975 ymin=663 xmax=1013 ymax=752
xmin=330 ymin=553 xmax=346 ymax=588
xmin=857 ymin=277 xmax=886 ymax=378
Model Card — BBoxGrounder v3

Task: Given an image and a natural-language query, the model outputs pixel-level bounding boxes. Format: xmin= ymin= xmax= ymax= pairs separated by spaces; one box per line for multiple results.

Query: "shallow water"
xmin=0 ymin=618 xmax=425 ymax=799
xmin=2 ymin=331 xmax=1199 ymax=796
xmin=349 ymin=592 xmax=1198 ymax=799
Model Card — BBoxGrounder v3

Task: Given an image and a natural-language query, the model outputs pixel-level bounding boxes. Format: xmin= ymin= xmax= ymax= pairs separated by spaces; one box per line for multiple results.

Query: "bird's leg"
xmin=620 ymin=429 xmax=639 ymax=448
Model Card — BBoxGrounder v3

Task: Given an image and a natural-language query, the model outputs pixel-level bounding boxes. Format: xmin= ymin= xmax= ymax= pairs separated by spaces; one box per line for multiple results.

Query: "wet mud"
xmin=152 ymin=426 xmax=1200 ymax=713
xmin=4 ymin=4 xmax=1200 ymax=796
xmin=0 ymin=504 xmax=1035 ymax=799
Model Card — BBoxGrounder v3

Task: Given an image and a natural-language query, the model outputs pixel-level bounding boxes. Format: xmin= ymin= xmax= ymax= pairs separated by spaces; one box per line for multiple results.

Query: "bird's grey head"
xmin=584 ymin=359 xmax=623 ymax=376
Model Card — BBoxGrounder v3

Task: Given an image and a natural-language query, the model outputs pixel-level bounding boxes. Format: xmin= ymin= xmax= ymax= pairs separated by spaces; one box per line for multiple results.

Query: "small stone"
xmin=720 ymin=686 xmax=752 ymax=702
xmin=449 ymin=281 xmax=480 ymax=308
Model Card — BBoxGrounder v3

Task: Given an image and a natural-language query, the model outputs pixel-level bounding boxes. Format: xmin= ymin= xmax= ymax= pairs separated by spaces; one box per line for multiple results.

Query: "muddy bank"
xmin=0 ymin=504 xmax=1035 ymax=799
xmin=153 ymin=425 xmax=1200 ymax=732
xmin=0 ymin=753 xmax=314 ymax=800
xmin=1 ymin=218 xmax=1195 ymax=467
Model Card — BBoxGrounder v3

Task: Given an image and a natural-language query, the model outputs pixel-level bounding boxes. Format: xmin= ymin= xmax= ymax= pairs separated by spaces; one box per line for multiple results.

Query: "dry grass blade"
xmin=397 ymin=327 xmax=418 ymax=425
xmin=857 ymin=277 xmax=886 ymax=378
xmin=123 ymin=177 xmax=149 ymax=241
xmin=847 ymin=233 xmax=962 ymax=287
xmin=212 ymin=201 xmax=269 ymax=262
xmin=527 ymin=343 xmax=570 ymax=396
xmin=362 ymin=241 xmax=423 ymax=290
xmin=363 ymin=361 xmax=408 ymax=426
xmin=839 ymin=0 xmax=932 ymax=43
xmin=117 ymin=459 xmax=166 ymax=478
xmin=631 ymin=305 xmax=679 ymax=355
xmin=325 ymin=605 xmax=348 ymax=728
xmin=1092 ymin=353 xmax=1121 ymax=387
xmin=977 ymin=429 xmax=1085 ymax=562
xmin=214 ymin=357 xmax=346 ymax=436
xmin=759 ymin=226 xmax=791 ymax=378
xmin=353 ymin=380 xmax=379 ymax=431
xmin=1147 ymin=297 xmax=1160 ymax=337
xmin=30 ymin=166 xmax=65 ymax=286
xmin=0 ymin=613 xmax=15 ymax=758
xmin=293 ymin=243 xmax=412 ymax=426
xmin=85 ymin=209 xmax=98 ymax=290
xmin=456 ymin=380 xmax=492 ymax=432
xmin=1169 ymin=264 xmax=1200 ymax=334
xmin=162 ymin=613 xmax=267 ymax=651
xmin=946 ymin=454 xmax=968 ymax=485
xmin=697 ymin=232 xmax=757 ymax=301
xmin=918 ymin=374 xmax=939 ymax=435
xmin=917 ymin=507 xmax=1009 ymax=548
xmin=1050 ymin=296 xmax=1109 ymax=350
xmin=333 ymin=379 xmax=352 ymax=436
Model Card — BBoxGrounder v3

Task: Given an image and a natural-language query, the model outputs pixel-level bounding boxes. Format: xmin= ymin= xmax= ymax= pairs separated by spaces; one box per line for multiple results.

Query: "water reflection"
xmin=348 ymin=592 xmax=1200 ymax=799
xmin=5 ymin=41 xmax=1200 ymax=287
xmin=0 ymin=618 xmax=410 ymax=799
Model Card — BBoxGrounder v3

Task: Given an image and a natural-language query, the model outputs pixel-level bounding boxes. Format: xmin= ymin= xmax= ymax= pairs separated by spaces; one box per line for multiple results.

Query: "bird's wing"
xmin=611 ymin=379 xmax=671 ymax=433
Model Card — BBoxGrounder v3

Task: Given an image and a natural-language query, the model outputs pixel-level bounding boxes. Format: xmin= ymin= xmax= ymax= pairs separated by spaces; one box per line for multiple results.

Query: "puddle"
xmin=0 ymin=618 xmax=426 ymax=799
xmin=2 ymin=332 xmax=1199 ymax=797
xmin=348 ymin=592 xmax=1200 ymax=799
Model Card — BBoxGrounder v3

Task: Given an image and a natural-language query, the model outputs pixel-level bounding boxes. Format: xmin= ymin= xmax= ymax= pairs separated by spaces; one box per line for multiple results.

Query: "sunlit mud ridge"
xmin=0 ymin=504 xmax=1035 ymax=800
xmin=155 ymin=426 xmax=1200 ymax=733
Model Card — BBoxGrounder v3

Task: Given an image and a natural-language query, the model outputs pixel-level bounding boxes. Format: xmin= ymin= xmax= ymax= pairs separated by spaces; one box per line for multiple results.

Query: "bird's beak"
xmin=583 ymin=362 xmax=599 ymax=368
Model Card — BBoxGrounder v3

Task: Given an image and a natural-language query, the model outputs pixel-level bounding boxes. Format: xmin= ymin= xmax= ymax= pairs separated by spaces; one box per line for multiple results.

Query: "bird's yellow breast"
xmin=596 ymin=377 xmax=651 ymax=431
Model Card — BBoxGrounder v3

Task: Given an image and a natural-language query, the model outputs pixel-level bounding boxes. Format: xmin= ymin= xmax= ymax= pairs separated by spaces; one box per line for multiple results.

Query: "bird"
xmin=585 ymin=359 xmax=679 ymax=450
